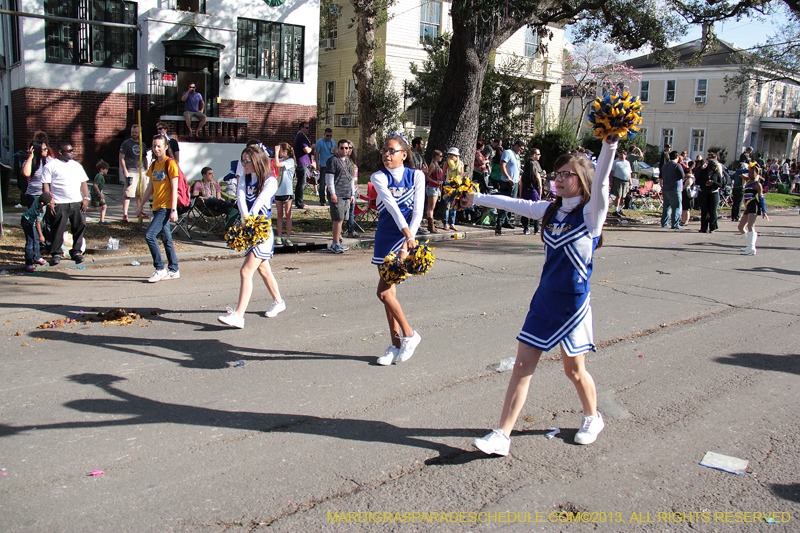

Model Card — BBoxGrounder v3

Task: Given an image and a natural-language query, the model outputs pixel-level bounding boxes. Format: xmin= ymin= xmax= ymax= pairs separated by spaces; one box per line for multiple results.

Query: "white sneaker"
xmin=396 ymin=331 xmax=421 ymax=363
xmin=574 ymin=412 xmax=604 ymax=445
xmin=472 ymin=429 xmax=510 ymax=456
xmin=377 ymin=345 xmax=399 ymax=366
xmin=167 ymin=270 xmax=180 ymax=280
xmin=218 ymin=307 xmax=244 ymax=329
xmin=148 ymin=269 xmax=168 ymax=283
xmin=265 ymin=300 xmax=286 ymax=318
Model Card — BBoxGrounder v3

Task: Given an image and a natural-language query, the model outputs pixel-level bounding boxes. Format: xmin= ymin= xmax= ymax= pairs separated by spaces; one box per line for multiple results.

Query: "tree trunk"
xmin=426 ymin=10 xmax=518 ymax=164
xmin=351 ymin=1 xmax=383 ymax=172
xmin=426 ymin=25 xmax=489 ymax=165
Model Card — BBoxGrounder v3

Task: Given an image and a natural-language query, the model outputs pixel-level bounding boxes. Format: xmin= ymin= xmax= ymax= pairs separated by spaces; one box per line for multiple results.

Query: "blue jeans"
xmin=22 ymin=219 xmax=41 ymax=265
xmin=661 ymin=190 xmax=682 ymax=229
xmin=443 ymin=207 xmax=457 ymax=227
xmin=494 ymin=180 xmax=514 ymax=228
xmin=145 ymin=208 xmax=178 ymax=272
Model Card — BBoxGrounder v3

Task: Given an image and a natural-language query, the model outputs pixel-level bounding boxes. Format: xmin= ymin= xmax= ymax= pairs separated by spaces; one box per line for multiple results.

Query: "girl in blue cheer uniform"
xmin=218 ymin=144 xmax=285 ymax=329
xmin=463 ymin=136 xmax=618 ymax=455
xmin=371 ymin=134 xmax=426 ymax=366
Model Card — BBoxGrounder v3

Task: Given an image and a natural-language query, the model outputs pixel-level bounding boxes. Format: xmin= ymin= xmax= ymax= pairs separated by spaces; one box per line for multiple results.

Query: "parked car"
xmin=636 ymin=161 xmax=660 ymax=180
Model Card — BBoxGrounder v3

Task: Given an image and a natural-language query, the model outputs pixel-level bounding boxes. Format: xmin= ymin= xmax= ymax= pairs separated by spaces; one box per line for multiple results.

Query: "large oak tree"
xmin=426 ymin=0 xmax=791 ymax=161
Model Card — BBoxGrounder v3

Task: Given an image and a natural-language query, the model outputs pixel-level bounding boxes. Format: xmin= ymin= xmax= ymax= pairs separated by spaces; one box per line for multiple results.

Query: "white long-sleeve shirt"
xmin=473 ymin=141 xmax=617 ymax=238
xmin=370 ymin=165 xmax=425 ymax=235
xmin=236 ymin=173 xmax=277 ymax=218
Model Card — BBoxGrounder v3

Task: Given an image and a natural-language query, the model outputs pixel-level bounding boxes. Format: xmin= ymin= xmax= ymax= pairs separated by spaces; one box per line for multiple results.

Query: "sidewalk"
xmin=3 ymin=181 xmax=664 ymax=272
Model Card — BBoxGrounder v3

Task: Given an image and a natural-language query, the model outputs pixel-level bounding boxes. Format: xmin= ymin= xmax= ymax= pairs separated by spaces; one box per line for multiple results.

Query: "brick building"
xmin=0 ymin=0 xmax=319 ymax=174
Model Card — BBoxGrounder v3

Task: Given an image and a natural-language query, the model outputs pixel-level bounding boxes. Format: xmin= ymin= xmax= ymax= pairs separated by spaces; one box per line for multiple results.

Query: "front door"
xmin=165 ymin=56 xmax=219 ymax=118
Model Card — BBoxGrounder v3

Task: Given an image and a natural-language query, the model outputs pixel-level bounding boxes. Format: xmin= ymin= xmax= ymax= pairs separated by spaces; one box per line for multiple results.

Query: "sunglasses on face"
xmin=241 ymin=158 xmax=253 ymax=164
xmin=60 ymin=149 xmax=74 ymax=153
xmin=380 ymin=149 xmax=403 ymax=156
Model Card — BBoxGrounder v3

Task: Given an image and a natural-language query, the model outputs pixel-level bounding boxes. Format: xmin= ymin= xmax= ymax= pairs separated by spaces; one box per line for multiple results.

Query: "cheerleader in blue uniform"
xmin=218 ymin=144 xmax=285 ymax=329
xmin=371 ymin=134 xmax=426 ymax=365
xmin=464 ymin=136 xmax=618 ymax=455
xmin=737 ymin=164 xmax=768 ymax=255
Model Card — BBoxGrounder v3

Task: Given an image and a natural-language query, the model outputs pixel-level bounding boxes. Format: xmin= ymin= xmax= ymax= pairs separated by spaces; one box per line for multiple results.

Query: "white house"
xmin=0 ymin=0 xmax=320 ymax=168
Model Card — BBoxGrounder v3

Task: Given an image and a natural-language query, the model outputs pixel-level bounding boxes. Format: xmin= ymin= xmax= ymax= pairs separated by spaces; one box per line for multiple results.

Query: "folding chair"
xmin=631 ymin=181 xmax=656 ymax=210
xmin=353 ymin=182 xmax=379 ymax=231
xmin=171 ymin=196 xmax=199 ymax=239
xmin=192 ymin=198 xmax=229 ymax=237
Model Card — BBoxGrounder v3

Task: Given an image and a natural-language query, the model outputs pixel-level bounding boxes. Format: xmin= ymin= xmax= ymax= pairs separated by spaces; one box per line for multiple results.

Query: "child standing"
xmin=21 ymin=192 xmax=52 ymax=272
xmin=463 ymin=136 xmax=619 ymax=455
xmin=89 ymin=160 xmax=109 ymax=224
xmin=218 ymin=144 xmax=285 ymax=328
xmin=273 ymin=142 xmax=296 ymax=246
xmin=138 ymin=134 xmax=179 ymax=283
xmin=371 ymin=134 xmax=425 ymax=365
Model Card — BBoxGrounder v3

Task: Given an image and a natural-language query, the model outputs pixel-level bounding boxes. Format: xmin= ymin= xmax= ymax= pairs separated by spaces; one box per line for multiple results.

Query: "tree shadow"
xmin=735 ymin=266 xmax=800 ymax=277
xmin=0 ymin=373 xmax=481 ymax=461
xmin=713 ymin=352 xmax=800 ymax=375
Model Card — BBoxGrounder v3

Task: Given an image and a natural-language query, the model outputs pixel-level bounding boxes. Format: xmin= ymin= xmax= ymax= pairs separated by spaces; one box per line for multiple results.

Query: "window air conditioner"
xmin=320 ymin=38 xmax=336 ymax=50
xmin=339 ymin=116 xmax=354 ymax=127
xmin=694 ymin=95 xmax=706 ymax=103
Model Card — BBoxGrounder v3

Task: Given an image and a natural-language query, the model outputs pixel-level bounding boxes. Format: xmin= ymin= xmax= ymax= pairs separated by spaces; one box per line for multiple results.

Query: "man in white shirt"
xmin=611 ymin=150 xmax=632 ymax=217
xmin=496 ymin=140 xmax=524 ymax=233
xmin=42 ymin=141 xmax=90 ymax=265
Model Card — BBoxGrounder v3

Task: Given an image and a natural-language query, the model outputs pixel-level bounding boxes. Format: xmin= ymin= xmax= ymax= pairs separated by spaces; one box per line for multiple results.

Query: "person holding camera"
xmin=181 ymin=83 xmax=207 ymax=137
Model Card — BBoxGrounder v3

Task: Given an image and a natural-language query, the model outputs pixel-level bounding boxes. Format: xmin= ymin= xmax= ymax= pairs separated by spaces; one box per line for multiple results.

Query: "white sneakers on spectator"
xmin=472 ymin=429 xmax=510 ymax=456
xmin=574 ymin=412 xmax=604 ymax=445
xmin=377 ymin=345 xmax=400 ymax=366
xmin=265 ymin=300 xmax=286 ymax=318
xmin=167 ymin=270 xmax=180 ymax=280
xmin=218 ymin=307 xmax=244 ymax=329
xmin=148 ymin=269 xmax=169 ymax=283
xmin=397 ymin=331 xmax=421 ymax=362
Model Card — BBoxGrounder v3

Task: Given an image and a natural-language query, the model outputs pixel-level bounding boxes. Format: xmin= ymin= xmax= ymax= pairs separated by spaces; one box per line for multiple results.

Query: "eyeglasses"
xmin=380 ymin=149 xmax=404 ymax=156
xmin=189 ymin=86 xmax=196 ymax=89
xmin=340 ymin=145 xmax=352 ymax=150
xmin=60 ymin=149 xmax=74 ymax=153
xmin=325 ymin=134 xmax=332 ymax=138
xmin=533 ymin=152 xmax=541 ymax=156
xmin=241 ymin=158 xmax=253 ymax=164
xmin=157 ymin=127 xmax=167 ymax=131
xmin=554 ymin=170 xmax=579 ymax=180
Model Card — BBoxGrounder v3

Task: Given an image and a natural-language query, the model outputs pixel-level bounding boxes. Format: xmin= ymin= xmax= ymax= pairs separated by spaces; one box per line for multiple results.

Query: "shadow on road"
xmin=0 ymin=373 xmax=482 ymax=461
xmin=770 ymin=483 xmax=800 ymax=503
xmin=713 ymin=352 xmax=800 ymax=375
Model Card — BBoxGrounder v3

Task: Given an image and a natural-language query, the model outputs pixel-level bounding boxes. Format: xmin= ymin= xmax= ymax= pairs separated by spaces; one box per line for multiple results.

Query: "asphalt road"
xmin=1 ymin=214 xmax=799 ymax=532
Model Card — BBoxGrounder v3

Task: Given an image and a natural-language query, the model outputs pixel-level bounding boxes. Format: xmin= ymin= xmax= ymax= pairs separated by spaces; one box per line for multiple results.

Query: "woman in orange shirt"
xmin=138 ymin=134 xmax=179 ymax=282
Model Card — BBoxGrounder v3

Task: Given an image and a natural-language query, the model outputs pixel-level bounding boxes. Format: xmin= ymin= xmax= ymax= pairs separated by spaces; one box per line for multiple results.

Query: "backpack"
xmin=150 ymin=157 xmax=190 ymax=208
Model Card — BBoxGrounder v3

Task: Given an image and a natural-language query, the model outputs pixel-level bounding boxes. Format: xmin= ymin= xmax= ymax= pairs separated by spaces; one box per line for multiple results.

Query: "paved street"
xmin=1 ymin=213 xmax=799 ymax=532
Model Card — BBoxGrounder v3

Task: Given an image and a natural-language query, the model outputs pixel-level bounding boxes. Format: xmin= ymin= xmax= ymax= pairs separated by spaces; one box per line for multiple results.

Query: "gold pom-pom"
xmin=404 ymin=241 xmax=435 ymax=276
xmin=442 ymin=175 xmax=480 ymax=211
xmin=225 ymin=215 xmax=272 ymax=251
xmin=379 ymin=240 xmax=436 ymax=285
xmin=585 ymin=91 xmax=643 ymax=140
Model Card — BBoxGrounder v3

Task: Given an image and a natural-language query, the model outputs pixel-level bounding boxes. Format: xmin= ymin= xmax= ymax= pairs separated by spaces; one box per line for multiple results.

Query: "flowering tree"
xmin=561 ymin=42 xmax=642 ymax=137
